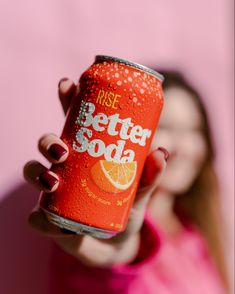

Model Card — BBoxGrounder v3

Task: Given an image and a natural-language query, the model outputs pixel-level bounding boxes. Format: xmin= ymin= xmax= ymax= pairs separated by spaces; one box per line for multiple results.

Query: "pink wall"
xmin=0 ymin=0 xmax=233 ymax=292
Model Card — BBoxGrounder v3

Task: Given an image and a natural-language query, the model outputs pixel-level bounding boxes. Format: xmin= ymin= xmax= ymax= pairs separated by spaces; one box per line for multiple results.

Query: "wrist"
xmin=111 ymin=233 xmax=141 ymax=265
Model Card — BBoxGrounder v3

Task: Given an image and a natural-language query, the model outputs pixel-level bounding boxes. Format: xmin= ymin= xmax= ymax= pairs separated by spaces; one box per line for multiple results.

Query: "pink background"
xmin=0 ymin=0 xmax=233 ymax=293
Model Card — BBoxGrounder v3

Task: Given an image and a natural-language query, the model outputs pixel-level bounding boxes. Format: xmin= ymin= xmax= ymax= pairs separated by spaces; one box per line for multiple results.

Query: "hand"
xmin=23 ymin=78 xmax=168 ymax=268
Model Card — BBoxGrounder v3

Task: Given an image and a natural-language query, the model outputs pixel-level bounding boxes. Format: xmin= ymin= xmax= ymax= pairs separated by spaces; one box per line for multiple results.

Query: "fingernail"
xmin=157 ymin=147 xmax=169 ymax=161
xmin=58 ymin=77 xmax=68 ymax=88
xmin=39 ymin=171 xmax=58 ymax=191
xmin=60 ymin=228 xmax=76 ymax=235
xmin=48 ymin=144 xmax=67 ymax=161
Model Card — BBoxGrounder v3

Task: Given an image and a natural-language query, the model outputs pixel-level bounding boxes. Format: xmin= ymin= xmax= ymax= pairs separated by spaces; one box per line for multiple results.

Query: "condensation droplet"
xmin=142 ymin=82 xmax=147 ymax=87
xmin=133 ymin=97 xmax=137 ymax=103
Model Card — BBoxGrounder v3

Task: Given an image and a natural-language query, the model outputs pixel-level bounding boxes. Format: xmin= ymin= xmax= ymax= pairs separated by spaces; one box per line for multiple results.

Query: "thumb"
xmin=133 ymin=147 xmax=169 ymax=210
xmin=114 ymin=147 xmax=169 ymax=241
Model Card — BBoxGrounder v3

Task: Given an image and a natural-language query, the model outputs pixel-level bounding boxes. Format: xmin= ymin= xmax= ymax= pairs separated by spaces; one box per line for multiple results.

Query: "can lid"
xmin=95 ymin=55 xmax=164 ymax=82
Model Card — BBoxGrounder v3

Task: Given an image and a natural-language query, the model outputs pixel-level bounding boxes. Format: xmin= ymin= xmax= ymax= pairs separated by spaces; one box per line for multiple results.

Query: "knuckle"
xmin=38 ymin=133 xmax=57 ymax=149
xmin=129 ymin=206 xmax=145 ymax=221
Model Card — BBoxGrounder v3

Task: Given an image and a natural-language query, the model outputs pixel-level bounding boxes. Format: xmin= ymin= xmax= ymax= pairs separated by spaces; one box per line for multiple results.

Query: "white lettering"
xmin=93 ymin=113 xmax=108 ymax=132
xmin=73 ymin=127 xmax=92 ymax=152
xmin=130 ymin=125 xmax=143 ymax=144
xmin=88 ymin=139 xmax=105 ymax=157
xmin=73 ymin=101 xmax=153 ymax=163
xmin=120 ymin=118 xmax=133 ymax=140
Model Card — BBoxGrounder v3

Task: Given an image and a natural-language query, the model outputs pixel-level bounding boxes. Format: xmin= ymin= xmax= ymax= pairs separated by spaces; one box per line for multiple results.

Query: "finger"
xmin=38 ymin=133 xmax=69 ymax=163
xmin=58 ymin=78 xmax=77 ymax=114
xmin=28 ymin=208 xmax=76 ymax=238
xmin=23 ymin=160 xmax=59 ymax=193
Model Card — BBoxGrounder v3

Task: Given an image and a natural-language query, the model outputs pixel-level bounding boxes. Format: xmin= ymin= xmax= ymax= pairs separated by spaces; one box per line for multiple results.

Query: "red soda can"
xmin=39 ymin=55 xmax=164 ymax=238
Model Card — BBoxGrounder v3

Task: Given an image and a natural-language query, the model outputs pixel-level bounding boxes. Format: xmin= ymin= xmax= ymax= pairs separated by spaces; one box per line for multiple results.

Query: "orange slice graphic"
xmin=90 ymin=160 xmax=137 ymax=193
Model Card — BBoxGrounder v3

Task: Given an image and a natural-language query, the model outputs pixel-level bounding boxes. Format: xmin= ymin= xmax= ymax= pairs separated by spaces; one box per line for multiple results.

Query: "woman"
xmin=24 ymin=70 xmax=228 ymax=293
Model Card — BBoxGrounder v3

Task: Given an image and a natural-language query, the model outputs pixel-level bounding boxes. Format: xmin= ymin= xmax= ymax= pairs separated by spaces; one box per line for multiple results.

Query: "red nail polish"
xmin=58 ymin=77 xmax=68 ymax=88
xmin=39 ymin=171 xmax=58 ymax=191
xmin=157 ymin=147 xmax=170 ymax=161
xmin=48 ymin=144 xmax=67 ymax=160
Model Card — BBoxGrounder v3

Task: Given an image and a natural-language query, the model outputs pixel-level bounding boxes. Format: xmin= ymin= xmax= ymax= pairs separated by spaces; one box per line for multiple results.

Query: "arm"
xmin=49 ymin=217 xmax=160 ymax=294
xmin=23 ymin=78 xmax=168 ymax=293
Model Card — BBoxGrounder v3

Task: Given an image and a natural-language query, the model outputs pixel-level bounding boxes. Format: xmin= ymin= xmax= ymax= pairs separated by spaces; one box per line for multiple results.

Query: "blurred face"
xmin=151 ymin=87 xmax=208 ymax=194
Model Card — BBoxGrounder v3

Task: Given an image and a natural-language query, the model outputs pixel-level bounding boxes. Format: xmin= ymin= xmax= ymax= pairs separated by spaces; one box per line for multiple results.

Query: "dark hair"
xmin=155 ymin=69 xmax=228 ymax=289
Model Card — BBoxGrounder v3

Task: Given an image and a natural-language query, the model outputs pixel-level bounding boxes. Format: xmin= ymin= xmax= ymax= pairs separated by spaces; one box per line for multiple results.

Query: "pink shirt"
xmin=49 ymin=217 xmax=225 ymax=294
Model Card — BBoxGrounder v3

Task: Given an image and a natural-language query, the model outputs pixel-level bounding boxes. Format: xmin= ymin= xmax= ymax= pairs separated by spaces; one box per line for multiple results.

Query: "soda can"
xmin=39 ymin=55 xmax=164 ymax=238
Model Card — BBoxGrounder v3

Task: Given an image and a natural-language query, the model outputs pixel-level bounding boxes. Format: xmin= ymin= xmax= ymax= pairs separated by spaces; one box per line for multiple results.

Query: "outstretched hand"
xmin=23 ymin=78 xmax=168 ymax=267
